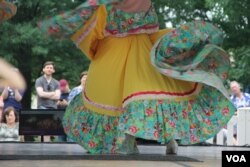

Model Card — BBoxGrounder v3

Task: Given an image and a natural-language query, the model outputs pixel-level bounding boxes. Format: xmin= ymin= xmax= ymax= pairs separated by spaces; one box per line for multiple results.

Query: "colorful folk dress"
xmin=38 ymin=0 xmax=235 ymax=154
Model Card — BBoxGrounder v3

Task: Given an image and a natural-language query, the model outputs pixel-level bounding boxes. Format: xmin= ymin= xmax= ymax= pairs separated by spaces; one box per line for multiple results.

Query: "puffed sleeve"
xmin=38 ymin=1 xmax=123 ymax=60
xmin=37 ymin=0 xmax=122 ymax=38
xmin=70 ymin=5 xmax=107 ymax=60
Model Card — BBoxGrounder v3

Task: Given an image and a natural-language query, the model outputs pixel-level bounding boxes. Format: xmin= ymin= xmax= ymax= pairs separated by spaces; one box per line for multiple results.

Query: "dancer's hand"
xmin=0 ymin=59 xmax=26 ymax=90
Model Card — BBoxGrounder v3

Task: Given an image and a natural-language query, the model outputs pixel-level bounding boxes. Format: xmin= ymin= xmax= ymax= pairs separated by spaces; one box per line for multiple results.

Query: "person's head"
xmin=230 ymin=81 xmax=242 ymax=96
xmin=59 ymin=79 xmax=70 ymax=92
xmin=42 ymin=61 xmax=55 ymax=77
xmin=80 ymin=71 xmax=88 ymax=87
xmin=2 ymin=106 xmax=19 ymax=124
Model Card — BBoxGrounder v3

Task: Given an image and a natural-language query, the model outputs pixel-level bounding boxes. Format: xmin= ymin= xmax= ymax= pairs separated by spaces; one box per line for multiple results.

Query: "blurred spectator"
xmin=1 ymin=68 xmax=25 ymax=112
xmin=1 ymin=86 xmax=24 ymax=112
xmin=57 ymin=79 xmax=70 ymax=109
xmin=35 ymin=61 xmax=60 ymax=109
xmin=0 ymin=106 xmax=20 ymax=141
xmin=35 ymin=61 xmax=60 ymax=142
xmin=68 ymin=71 xmax=88 ymax=103
xmin=230 ymin=81 xmax=250 ymax=109
xmin=55 ymin=79 xmax=71 ymax=142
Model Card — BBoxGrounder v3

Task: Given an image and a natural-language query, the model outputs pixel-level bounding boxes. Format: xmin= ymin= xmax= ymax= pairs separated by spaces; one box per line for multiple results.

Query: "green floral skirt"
xmin=63 ymin=85 xmax=235 ymax=154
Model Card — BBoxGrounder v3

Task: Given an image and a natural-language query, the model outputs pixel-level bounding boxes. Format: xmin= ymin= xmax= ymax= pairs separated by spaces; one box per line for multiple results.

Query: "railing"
xmin=206 ymin=107 xmax=250 ymax=146
xmin=19 ymin=109 xmax=65 ymax=142
xmin=19 ymin=108 xmax=250 ymax=145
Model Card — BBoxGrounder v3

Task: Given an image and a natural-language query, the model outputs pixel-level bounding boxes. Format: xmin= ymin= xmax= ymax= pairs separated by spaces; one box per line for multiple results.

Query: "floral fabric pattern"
xmin=37 ymin=0 xmax=122 ymax=38
xmin=38 ymin=5 xmax=96 ymax=38
xmin=151 ymin=21 xmax=231 ymax=98
xmin=38 ymin=1 xmax=158 ymax=39
xmin=63 ymin=93 xmax=120 ymax=154
xmin=64 ymin=84 xmax=235 ymax=154
xmin=118 ymin=85 xmax=235 ymax=145
xmin=105 ymin=4 xmax=159 ymax=37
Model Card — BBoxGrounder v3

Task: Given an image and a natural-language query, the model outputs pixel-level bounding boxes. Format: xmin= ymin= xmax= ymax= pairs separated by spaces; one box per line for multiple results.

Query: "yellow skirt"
xmin=70 ymin=6 xmax=199 ymax=116
xmin=76 ymin=33 xmax=200 ymax=116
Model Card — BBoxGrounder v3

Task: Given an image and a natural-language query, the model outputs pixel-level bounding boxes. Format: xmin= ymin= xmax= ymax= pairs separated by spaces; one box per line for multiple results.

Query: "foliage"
xmin=229 ymin=46 xmax=250 ymax=89
xmin=0 ymin=0 xmax=89 ymax=108
xmin=204 ymin=0 xmax=250 ymax=90
xmin=153 ymin=0 xmax=211 ymax=28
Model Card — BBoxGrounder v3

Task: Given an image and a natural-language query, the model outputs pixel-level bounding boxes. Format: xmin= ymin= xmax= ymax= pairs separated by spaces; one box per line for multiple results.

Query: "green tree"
xmin=0 ymin=0 xmax=90 ymax=108
xmin=153 ymin=0 xmax=211 ymax=28
xmin=206 ymin=0 xmax=250 ymax=89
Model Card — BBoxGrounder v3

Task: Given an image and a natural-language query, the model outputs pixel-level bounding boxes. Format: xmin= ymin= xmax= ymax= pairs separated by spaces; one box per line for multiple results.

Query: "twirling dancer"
xmin=38 ymin=0 xmax=235 ymax=154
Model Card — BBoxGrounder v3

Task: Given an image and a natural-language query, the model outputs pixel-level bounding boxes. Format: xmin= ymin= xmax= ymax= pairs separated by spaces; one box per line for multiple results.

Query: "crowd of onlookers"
xmin=0 ymin=68 xmax=24 ymax=142
xmin=0 ymin=60 xmax=249 ymax=144
xmin=0 ymin=61 xmax=87 ymax=142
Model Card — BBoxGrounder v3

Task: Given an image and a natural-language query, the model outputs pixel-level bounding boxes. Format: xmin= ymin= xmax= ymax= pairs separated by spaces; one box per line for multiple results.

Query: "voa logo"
xmin=226 ymin=155 xmax=246 ymax=163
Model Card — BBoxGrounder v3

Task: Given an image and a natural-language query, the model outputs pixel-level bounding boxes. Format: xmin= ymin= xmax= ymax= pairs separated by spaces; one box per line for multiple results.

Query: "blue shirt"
xmin=230 ymin=93 xmax=250 ymax=109
xmin=3 ymin=87 xmax=24 ymax=112
xmin=68 ymin=86 xmax=83 ymax=103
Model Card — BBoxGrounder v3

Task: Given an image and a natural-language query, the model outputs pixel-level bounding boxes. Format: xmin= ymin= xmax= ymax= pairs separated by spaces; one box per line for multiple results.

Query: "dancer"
xmin=38 ymin=0 xmax=235 ymax=154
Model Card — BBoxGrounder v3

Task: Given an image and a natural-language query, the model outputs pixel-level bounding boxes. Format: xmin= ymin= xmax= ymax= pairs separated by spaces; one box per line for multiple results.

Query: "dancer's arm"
xmin=38 ymin=0 xmax=123 ymax=38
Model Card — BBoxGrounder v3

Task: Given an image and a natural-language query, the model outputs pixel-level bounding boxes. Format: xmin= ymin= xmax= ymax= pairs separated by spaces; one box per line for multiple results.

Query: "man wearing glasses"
xmin=35 ymin=61 xmax=60 ymax=109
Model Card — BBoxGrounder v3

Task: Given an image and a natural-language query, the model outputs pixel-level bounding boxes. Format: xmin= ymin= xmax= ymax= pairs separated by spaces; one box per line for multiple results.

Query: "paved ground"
xmin=0 ymin=143 xmax=249 ymax=167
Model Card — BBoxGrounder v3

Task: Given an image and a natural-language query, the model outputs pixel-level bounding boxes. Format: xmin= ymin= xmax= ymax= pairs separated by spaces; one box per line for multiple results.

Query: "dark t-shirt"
xmin=3 ymin=87 xmax=24 ymax=112
xmin=57 ymin=92 xmax=70 ymax=109
xmin=35 ymin=76 xmax=59 ymax=109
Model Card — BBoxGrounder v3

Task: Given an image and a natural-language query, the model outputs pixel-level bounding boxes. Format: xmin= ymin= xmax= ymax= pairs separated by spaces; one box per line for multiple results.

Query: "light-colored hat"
xmin=0 ymin=58 xmax=26 ymax=90
xmin=0 ymin=0 xmax=17 ymax=22
xmin=151 ymin=20 xmax=230 ymax=98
